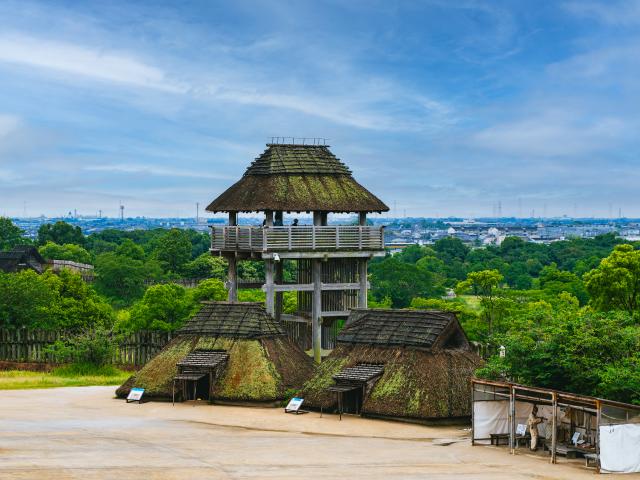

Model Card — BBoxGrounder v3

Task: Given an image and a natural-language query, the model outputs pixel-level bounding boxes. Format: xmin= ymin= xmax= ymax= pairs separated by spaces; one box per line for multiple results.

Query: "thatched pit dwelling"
xmin=301 ymin=309 xmax=482 ymax=422
xmin=117 ymin=302 xmax=316 ymax=404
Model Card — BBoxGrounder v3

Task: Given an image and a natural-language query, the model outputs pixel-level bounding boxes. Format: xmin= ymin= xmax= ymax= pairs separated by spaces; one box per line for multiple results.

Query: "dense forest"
xmin=1 ymin=217 xmax=638 ymax=404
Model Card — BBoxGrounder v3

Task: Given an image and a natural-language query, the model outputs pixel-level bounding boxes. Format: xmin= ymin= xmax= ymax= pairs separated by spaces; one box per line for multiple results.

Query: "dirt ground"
xmin=0 ymin=386 xmax=634 ymax=480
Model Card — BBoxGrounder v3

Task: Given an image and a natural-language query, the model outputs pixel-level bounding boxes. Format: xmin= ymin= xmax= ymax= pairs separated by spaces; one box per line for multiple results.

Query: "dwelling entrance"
xmin=172 ymin=349 xmax=229 ymax=404
xmin=326 ymin=363 xmax=384 ymax=419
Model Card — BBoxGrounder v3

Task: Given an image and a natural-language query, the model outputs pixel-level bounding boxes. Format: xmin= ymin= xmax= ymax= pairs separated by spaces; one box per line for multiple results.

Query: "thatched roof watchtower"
xmin=206 ymin=141 xmax=389 ymax=362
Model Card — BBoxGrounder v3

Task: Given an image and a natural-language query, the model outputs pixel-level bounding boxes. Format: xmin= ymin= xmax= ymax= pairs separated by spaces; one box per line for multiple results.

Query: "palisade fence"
xmin=0 ymin=329 xmax=172 ymax=366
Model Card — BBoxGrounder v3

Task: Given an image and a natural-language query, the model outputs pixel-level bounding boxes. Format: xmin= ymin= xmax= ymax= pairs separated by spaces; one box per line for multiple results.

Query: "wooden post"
xmin=471 ymin=382 xmax=475 ymax=446
xmin=596 ymin=400 xmax=601 ymax=473
xmin=265 ymin=259 xmax=275 ymax=316
xmin=551 ymin=392 xmax=558 ymax=464
xmin=359 ymin=212 xmax=367 ymax=226
xmin=275 ymin=211 xmax=283 ymax=226
xmin=226 ymin=212 xmax=238 ymax=302
xmin=510 ymin=387 xmax=516 ymax=454
xmin=312 ymin=258 xmax=322 ymax=364
xmin=275 ymin=261 xmax=283 ymax=321
xmin=227 ymin=255 xmax=238 ymax=302
xmin=358 ymin=258 xmax=368 ymax=308
xmin=265 ymin=210 xmax=273 ymax=227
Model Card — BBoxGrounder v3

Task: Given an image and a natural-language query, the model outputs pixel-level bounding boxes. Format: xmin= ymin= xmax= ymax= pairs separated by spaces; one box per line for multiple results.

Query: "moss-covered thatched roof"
xmin=338 ymin=309 xmax=471 ymax=351
xmin=116 ymin=302 xmax=316 ymax=402
xmin=206 ymin=144 xmax=389 ymax=213
xmin=302 ymin=344 xmax=481 ymax=420
xmin=179 ymin=302 xmax=285 ymax=338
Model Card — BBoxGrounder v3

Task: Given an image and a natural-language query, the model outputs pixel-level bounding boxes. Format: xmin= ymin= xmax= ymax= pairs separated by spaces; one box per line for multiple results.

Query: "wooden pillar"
xmin=359 ymin=212 xmax=367 ymax=226
xmin=265 ymin=259 xmax=275 ymax=316
xmin=551 ymin=392 xmax=558 ymax=464
xmin=312 ymin=211 xmax=323 ymax=363
xmin=227 ymin=255 xmax=238 ymax=302
xmin=227 ymin=212 xmax=238 ymax=302
xmin=312 ymin=258 xmax=322 ymax=364
xmin=275 ymin=211 xmax=283 ymax=226
xmin=596 ymin=400 xmax=601 ymax=473
xmin=509 ymin=387 xmax=516 ymax=454
xmin=264 ymin=210 xmax=273 ymax=226
xmin=358 ymin=258 xmax=368 ymax=308
xmin=275 ymin=261 xmax=283 ymax=321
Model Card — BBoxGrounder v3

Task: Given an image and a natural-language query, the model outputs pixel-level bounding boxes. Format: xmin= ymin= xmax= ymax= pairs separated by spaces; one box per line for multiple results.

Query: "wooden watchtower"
xmin=205 ymin=139 xmax=389 ymax=362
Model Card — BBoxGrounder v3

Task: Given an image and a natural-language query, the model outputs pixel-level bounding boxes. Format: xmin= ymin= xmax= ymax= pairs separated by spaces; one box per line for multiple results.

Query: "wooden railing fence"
xmin=0 ymin=329 xmax=172 ymax=366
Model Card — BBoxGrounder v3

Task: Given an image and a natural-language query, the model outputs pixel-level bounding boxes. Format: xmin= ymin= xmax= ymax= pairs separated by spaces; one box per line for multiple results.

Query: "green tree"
xmin=115 ymin=239 xmax=145 ymax=261
xmin=369 ymin=256 xmax=443 ymax=308
xmin=182 ymin=254 xmax=227 ymax=279
xmin=0 ymin=270 xmax=56 ymax=328
xmin=0 ymin=217 xmax=26 ymax=250
xmin=191 ymin=278 xmax=227 ymax=303
xmin=457 ymin=269 xmax=503 ymax=335
xmin=38 ymin=221 xmax=85 ymax=246
xmin=153 ymin=229 xmax=192 ymax=273
xmin=584 ymin=244 xmax=640 ymax=314
xmin=39 ymin=241 xmax=92 ymax=264
xmin=125 ymin=284 xmax=193 ymax=332
xmin=434 ymin=237 xmax=469 ymax=261
xmin=94 ymin=252 xmax=161 ymax=304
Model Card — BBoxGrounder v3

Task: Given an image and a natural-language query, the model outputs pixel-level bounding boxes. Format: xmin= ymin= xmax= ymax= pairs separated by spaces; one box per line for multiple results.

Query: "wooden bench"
xmin=490 ymin=433 xmax=509 ymax=446
xmin=584 ymin=453 xmax=598 ymax=467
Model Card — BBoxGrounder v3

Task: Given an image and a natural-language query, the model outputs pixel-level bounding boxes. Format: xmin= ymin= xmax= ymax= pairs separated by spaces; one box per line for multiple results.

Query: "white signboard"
xmin=285 ymin=397 xmax=304 ymax=413
xmin=127 ymin=387 xmax=145 ymax=403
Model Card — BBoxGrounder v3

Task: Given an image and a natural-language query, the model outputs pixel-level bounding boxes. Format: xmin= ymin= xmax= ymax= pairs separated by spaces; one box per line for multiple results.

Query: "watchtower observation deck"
xmin=205 ymin=141 xmax=389 ymax=362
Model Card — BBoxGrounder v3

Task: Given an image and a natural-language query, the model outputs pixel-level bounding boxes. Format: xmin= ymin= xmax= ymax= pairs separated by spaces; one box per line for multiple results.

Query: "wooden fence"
xmin=0 ymin=329 xmax=172 ymax=366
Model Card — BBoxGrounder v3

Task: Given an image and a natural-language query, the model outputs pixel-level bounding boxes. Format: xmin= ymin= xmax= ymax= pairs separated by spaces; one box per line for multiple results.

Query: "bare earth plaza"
xmin=0 ymin=387 xmax=623 ymax=480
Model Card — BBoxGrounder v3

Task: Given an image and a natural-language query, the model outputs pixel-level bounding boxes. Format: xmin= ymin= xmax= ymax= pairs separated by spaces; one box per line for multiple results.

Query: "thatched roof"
xmin=301 ymin=309 xmax=481 ymax=420
xmin=117 ymin=302 xmax=316 ymax=402
xmin=179 ymin=302 xmax=285 ymax=338
xmin=302 ymin=344 xmax=481 ymax=420
xmin=0 ymin=246 xmax=45 ymax=274
xmin=338 ymin=309 xmax=471 ymax=351
xmin=206 ymin=144 xmax=389 ymax=213
xmin=333 ymin=363 xmax=384 ymax=385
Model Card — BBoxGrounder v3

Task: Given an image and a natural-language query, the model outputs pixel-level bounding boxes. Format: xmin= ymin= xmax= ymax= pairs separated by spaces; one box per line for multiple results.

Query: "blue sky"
xmin=0 ymin=0 xmax=638 ymax=218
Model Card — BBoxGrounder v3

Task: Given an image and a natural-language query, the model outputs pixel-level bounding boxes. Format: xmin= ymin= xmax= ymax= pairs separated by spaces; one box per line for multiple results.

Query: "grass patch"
xmin=0 ymin=363 xmax=129 ymax=390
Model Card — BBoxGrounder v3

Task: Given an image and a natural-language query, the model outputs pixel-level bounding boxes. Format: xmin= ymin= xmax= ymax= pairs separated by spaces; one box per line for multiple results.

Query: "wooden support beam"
xmin=262 ymin=251 xmax=384 ymax=259
xmin=265 ymin=259 xmax=275 ymax=315
xmin=262 ymin=282 xmax=368 ymax=292
xmin=312 ymin=258 xmax=322 ymax=364
xmin=275 ymin=261 xmax=283 ymax=321
xmin=358 ymin=258 xmax=368 ymax=308
xmin=551 ymin=391 xmax=558 ymax=464
xmin=227 ymin=255 xmax=238 ymax=302
xmin=359 ymin=212 xmax=367 ymax=226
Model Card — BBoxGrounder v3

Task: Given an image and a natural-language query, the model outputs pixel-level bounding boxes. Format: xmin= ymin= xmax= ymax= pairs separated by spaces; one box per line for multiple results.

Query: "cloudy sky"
xmin=0 ymin=0 xmax=638 ymax=218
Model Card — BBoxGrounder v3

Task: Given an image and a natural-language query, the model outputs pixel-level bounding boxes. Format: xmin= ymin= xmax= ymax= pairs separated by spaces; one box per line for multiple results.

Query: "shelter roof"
xmin=333 ymin=363 xmax=385 ymax=385
xmin=178 ymin=302 xmax=285 ymax=339
xmin=177 ymin=349 xmax=229 ymax=369
xmin=337 ymin=309 xmax=470 ymax=351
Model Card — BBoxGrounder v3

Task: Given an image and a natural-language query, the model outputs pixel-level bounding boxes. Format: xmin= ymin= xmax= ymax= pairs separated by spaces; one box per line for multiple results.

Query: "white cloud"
xmin=84 ymin=163 xmax=234 ymax=180
xmin=471 ymin=113 xmax=626 ymax=157
xmin=0 ymin=34 xmax=185 ymax=92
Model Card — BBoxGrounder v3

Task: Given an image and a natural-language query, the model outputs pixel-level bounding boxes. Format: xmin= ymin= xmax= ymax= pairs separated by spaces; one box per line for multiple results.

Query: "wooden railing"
xmin=210 ymin=225 xmax=385 ymax=252
xmin=0 ymin=329 xmax=172 ymax=366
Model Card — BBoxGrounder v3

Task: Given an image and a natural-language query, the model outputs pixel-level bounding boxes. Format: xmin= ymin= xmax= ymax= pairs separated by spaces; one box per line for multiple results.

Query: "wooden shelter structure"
xmin=302 ymin=309 xmax=482 ymax=421
xmin=206 ymin=140 xmax=389 ymax=362
xmin=472 ymin=378 xmax=640 ymax=473
xmin=0 ymin=246 xmax=45 ymax=274
xmin=117 ymin=302 xmax=315 ymax=403
xmin=172 ymin=349 xmax=229 ymax=403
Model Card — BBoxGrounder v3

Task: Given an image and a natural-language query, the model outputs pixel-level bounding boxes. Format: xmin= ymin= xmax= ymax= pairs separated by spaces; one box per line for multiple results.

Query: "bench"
xmin=584 ymin=453 xmax=598 ymax=468
xmin=490 ymin=433 xmax=509 ymax=446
